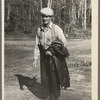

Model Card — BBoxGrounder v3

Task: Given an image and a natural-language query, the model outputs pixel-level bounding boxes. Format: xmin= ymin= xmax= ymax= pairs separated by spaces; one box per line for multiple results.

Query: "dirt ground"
xmin=4 ymin=39 xmax=91 ymax=100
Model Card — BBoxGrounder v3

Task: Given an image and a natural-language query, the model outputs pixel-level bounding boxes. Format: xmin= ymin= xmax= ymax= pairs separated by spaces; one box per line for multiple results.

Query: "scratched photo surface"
xmin=4 ymin=0 xmax=92 ymax=100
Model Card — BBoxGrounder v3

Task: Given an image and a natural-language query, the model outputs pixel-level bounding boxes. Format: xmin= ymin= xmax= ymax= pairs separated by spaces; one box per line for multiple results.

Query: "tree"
xmin=48 ymin=0 xmax=52 ymax=8
xmin=4 ymin=0 xmax=92 ymax=37
xmin=84 ymin=0 xmax=87 ymax=30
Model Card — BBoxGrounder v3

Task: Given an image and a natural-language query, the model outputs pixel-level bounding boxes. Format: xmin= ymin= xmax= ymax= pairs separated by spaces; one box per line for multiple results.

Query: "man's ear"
xmin=50 ymin=16 xmax=54 ymax=21
xmin=49 ymin=16 xmax=52 ymax=19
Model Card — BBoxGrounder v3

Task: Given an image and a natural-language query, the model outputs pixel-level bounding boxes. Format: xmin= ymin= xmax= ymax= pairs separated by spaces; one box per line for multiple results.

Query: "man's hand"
xmin=33 ymin=59 xmax=37 ymax=68
xmin=46 ymin=51 xmax=52 ymax=56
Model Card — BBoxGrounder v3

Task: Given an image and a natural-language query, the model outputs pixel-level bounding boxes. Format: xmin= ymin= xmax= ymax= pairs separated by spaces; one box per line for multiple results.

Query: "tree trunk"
xmin=48 ymin=0 xmax=52 ymax=8
xmin=29 ymin=6 xmax=32 ymax=27
xmin=40 ymin=0 xmax=42 ymax=9
xmin=7 ymin=3 xmax=10 ymax=20
xmin=70 ymin=0 xmax=76 ymax=32
xmin=84 ymin=0 xmax=86 ymax=30
xmin=81 ymin=0 xmax=84 ymax=29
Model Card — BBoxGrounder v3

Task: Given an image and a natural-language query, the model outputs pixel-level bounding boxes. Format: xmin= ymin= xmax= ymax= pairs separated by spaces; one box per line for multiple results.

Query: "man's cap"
xmin=40 ymin=7 xmax=54 ymax=16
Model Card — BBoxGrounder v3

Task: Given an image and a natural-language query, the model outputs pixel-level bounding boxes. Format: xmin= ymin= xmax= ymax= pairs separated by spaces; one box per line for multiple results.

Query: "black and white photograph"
xmin=2 ymin=0 xmax=98 ymax=100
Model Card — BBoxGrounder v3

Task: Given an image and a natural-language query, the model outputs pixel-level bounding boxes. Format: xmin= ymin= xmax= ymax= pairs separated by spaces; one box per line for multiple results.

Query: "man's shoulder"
xmin=35 ymin=27 xmax=41 ymax=37
xmin=53 ymin=24 xmax=63 ymax=32
xmin=37 ymin=27 xmax=42 ymax=34
xmin=37 ymin=27 xmax=41 ymax=31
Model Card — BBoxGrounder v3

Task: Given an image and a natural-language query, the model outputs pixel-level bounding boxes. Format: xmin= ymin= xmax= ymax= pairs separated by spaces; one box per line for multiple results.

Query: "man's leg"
xmin=49 ymin=71 xmax=60 ymax=100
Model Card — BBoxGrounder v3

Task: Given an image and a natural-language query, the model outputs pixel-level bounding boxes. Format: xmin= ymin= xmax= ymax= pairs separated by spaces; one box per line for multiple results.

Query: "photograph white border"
xmin=92 ymin=0 xmax=98 ymax=100
xmin=1 ymin=0 xmax=98 ymax=100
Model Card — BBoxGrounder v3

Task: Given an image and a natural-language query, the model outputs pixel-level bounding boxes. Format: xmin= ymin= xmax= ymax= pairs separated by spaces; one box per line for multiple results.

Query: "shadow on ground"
xmin=15 ymin=74 xmax=49 ymax=100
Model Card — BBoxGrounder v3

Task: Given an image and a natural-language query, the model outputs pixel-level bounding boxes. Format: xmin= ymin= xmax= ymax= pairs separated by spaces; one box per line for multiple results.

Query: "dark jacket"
xmin=47 ymin=39 xmax=70 ymax=89
xmin=47 ymin=39 xmax=70 ymax=58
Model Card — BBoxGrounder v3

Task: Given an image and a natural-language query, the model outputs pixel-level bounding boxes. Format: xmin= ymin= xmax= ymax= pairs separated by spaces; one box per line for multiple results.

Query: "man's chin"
xmin=43 ymin=23 xmax=49 ymax=26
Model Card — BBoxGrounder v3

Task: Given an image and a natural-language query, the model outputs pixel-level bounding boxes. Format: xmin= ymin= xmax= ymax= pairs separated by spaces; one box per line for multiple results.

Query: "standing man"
xmin=33 ymin=7 xmax=70 ymax=100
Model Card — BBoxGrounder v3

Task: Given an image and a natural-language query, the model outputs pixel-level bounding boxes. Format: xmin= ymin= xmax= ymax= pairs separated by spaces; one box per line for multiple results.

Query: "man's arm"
xmin=33 ymin=35 xmax=40 ymax=68
xmin=55 ymin=25 xmax=67 ymax=47
xmin=33 ymin=35 xmax=40 ymax=59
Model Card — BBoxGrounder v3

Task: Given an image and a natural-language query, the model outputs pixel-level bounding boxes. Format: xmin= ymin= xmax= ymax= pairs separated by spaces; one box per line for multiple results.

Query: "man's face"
xmin=42 ymin=15 xmax=51 ymax=25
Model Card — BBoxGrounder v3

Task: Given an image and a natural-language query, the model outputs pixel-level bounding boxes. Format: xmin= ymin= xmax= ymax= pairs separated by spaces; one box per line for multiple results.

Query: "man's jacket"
xmin=47 ymin=39 xmax=70 ymax=89
xmin=47 ymin=38 xmax=70 ymax=58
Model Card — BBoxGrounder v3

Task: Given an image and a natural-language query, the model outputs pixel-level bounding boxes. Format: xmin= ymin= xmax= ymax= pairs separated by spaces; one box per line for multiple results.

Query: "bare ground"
xmin=4 ymin=39 xmax=91 ymax=100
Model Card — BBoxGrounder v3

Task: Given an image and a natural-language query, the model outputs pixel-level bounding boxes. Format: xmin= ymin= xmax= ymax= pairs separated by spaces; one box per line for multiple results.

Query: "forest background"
xmin=4 ymin=0 xmax=91 ymax=39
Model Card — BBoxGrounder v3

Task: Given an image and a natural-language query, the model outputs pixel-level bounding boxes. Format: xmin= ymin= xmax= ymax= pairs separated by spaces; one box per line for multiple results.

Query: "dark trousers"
xmin=48 ymin=71 xmax=60 ymax=99
xmin=40 ymin=51 xmax=60 ymax=100
xmin=42 ymin=71 xmax=60 ymax=100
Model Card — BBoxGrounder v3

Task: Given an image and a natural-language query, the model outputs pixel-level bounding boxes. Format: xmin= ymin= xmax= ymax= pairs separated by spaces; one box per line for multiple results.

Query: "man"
xmin=33 ymin=7 xmax=70 ymax=100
